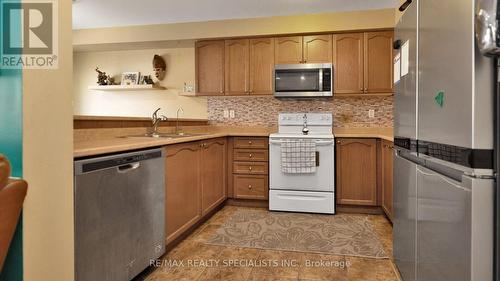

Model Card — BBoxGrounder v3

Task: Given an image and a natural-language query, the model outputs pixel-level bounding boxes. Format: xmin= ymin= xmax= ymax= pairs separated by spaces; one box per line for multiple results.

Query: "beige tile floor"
xmin=137 ymin=206 xmax=402 ymax=281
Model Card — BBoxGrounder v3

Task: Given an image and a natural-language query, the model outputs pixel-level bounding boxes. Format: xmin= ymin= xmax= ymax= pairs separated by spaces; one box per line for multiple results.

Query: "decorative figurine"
xmin=152 ymin=55 xmax=166 ymax=80
xmin=95 ymin=67 xmax=115 ymax=85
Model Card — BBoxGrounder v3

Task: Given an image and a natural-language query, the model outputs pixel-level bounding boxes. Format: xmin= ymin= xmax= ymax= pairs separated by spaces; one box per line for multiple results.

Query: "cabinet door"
xmin=275 ymin=36 xmax=303 ymax=64
xmin=195 ymin=40 xmax=225 ymax=95
xmin=165 ymin=142 xmax=201 ymax=243
xmin=381 ymin=140 xmax=394 ymax=219
xmin=225 ymin=39 xmax=249 ymax=95
xmin=303 ymin=35 xmax=332 ymax=63
xmin=249 ymin=38 xmax=274 ymax=95
xmin=200 ymin=138 xmax=227 ymax=215
xmin=332 ymin=33 xmax=364 ymax=94
xmin=336 ymin=138 xmax=377 ymax=205
xmin=364 ymin=31 xmax=394 ymax=93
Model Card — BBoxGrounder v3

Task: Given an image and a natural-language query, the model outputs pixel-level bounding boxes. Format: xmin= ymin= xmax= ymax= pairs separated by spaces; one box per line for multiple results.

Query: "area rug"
xmin=205 ymin=210 xmax=388 ymax=259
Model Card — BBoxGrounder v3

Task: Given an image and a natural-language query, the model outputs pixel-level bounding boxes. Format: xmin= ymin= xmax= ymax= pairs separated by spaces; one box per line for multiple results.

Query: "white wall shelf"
xmin=88 ymin=84 xmax=166 ymax=91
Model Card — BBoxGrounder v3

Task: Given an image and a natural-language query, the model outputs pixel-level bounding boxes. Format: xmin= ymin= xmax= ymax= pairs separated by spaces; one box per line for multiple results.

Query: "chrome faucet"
xmin=151 ymin=108 xmax=167 ymax=137
xmin=175 ymin=107 xmax=184 ymax=135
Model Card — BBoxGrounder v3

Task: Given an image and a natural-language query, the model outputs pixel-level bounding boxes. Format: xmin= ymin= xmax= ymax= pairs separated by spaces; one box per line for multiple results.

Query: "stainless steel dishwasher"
xmin=74 ymin=148 xmax=165 ymax=281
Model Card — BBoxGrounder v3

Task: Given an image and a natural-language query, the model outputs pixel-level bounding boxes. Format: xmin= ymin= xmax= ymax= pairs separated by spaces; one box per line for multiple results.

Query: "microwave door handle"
xmin=318 ymin=68 xmax=323 ymax=91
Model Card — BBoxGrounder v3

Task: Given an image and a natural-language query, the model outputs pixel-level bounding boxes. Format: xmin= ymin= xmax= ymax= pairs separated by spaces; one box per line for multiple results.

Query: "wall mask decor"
xmin=153 ymin=55 xmax=166 ymax=80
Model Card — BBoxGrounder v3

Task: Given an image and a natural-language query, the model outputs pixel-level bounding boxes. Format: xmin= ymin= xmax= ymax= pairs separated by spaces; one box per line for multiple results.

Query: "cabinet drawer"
xmin=234 ymin=137 xmax=268 ymax=149
xmin=233 ymin=162 xmax=268 ymax=175
xmin=233 ymin=149 xmax=268 ymax=161
xmin=234 ymin=175 xmax=268 ymax=200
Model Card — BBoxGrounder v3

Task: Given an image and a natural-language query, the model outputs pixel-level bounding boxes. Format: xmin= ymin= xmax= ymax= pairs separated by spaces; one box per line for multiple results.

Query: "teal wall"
xmin=0 ymin=0 xmax=23 ymax=280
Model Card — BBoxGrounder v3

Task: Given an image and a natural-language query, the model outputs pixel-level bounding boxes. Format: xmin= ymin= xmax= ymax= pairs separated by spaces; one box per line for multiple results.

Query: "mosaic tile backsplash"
xmin=207 ymin=96 xmax=393 ymax=128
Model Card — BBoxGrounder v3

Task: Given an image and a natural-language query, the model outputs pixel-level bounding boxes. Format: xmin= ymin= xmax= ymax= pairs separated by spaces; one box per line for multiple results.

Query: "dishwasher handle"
xmin=117 ymin=162 xmax=141 ymax=173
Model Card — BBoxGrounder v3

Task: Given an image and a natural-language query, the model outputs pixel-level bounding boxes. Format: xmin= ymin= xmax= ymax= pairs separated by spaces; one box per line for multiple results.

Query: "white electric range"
xmin=269 ymin=113 xmax=335 ymax=214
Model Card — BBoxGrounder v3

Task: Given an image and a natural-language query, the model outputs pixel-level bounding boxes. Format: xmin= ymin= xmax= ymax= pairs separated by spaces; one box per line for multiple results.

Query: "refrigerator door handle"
xmin=416 ymin=166 xmax=469 ymax=191
xmin=422 ymin=158 xmax=466 ymax=183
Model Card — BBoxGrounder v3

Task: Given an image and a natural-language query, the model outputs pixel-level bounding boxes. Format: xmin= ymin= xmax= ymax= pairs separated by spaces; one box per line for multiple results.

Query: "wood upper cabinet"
xmin=249 ymin=38 xmax=274 ymax=95
xmin=195 ymin=40 xmax=225 ymax=95
xmin=333 ymin=31 xmax=394 ymax=95
xmin=303 ymin=35 xmax=332 ymax=63
xmin=165 ymin=142 xmax=201 ymax=243
xmin=275 ymin=35 xmax=332 ymax=64
xmin=381 ymin=140 xmax=394 ymax=220
xmin=333 ymin=33 xmax=364 ymax=94
xmin=364 ymin=31 xmax=394 ymax=93
xmin=275 ymin=36 xmax=303 ymax=64
xmin=200 ymin=138 xmax=227 ymax=215
xmin=225 ymin=39 xmax=249 ymax=95
xmin=336 ymin=138 xmax=377 ymax=206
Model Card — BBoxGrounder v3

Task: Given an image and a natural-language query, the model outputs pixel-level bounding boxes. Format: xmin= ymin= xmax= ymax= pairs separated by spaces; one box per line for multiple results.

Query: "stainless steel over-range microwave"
xmin=273 ymin=63 xmax=332 ymax=98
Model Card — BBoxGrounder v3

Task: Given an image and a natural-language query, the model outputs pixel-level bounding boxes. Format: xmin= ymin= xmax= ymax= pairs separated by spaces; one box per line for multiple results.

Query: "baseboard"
xmin=336 ymin=204 xmax=385 ymax=215
xmin=226 ymin=198 xmax=269 ymax=208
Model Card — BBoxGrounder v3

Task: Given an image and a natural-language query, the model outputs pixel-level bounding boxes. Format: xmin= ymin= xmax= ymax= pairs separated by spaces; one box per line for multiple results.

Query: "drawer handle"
xmin=249 ymin=153 xmax=253 ymax=158
xmin=248 ymin=185 xmax=252 ymax=189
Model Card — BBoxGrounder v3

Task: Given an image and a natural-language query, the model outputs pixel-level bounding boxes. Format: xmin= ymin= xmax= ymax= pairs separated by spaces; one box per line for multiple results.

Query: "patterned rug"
xmin=205 ymin=210 xmax=388 ymax=259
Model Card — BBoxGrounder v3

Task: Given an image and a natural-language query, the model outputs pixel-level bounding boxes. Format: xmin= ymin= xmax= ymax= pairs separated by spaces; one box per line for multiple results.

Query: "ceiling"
xmin=72 ymin=0 xmax=398 ymax=30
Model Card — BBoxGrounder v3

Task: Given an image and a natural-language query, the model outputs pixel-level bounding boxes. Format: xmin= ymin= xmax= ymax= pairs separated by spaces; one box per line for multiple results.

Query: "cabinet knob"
xmin=249 ymin=154 xmax=253 ymax=158
xmin=248 ymin=141 xmax=252 ymax=145
xmin=248 ymin=166 xmax=253 ymax=171
xmin=364 ymin=88 xmax=367 ymax=91
xmin=248 ymin=185 xmax=252 ymax=189
xmin=337 ymin=140 xmax=341 ymax=144
xmin=220 ymin=90 xmax=224 ymax=94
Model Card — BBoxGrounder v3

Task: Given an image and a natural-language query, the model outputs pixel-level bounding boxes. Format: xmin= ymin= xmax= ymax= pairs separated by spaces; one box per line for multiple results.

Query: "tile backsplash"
xmin=207 ymin=96 xmax=393 ymax=128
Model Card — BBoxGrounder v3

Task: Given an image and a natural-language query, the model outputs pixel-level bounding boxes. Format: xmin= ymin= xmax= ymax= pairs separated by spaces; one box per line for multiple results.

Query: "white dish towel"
xmin=281 ymin=139 xmax=317 ymax=173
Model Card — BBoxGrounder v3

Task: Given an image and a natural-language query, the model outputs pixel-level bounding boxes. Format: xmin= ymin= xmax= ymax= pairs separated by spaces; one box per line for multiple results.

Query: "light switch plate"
xmin=229 ymin=110 xmax=235 ymax=118
xmin=368 ymin=109 xmax=375 ymax=118
xmin=223 ymin=109 xmax=229 ymax=118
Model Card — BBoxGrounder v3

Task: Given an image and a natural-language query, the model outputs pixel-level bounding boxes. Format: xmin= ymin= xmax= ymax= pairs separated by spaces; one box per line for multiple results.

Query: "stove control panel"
xmin=278 ymin=113 xmax=332 ymax=126
xmin=277 ymin=113 xmax=333 ymax=135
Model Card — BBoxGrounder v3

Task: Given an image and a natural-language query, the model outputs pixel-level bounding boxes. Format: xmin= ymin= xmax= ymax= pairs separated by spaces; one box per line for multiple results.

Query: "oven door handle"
xmin=269 ymin=140 xmax=335 ymax=145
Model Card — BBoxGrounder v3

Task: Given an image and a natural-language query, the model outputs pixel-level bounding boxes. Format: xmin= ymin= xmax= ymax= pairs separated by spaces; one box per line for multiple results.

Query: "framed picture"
xmin=121 ymin=72 xmax=140 ymax=85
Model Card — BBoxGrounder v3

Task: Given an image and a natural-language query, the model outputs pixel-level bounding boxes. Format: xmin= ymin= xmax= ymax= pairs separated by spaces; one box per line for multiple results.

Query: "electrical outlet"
xmin=368 ymin=109 xmax=375 ymax=118
xmin=223 ymin=109 xmax=229 ymax=118
xmin=229 ymin=110 xmax=235 ymax=118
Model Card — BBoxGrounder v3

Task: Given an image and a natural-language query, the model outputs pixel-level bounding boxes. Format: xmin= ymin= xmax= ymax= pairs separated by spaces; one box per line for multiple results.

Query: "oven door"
xmin=269 ymin=138 xmax=335 ymax=192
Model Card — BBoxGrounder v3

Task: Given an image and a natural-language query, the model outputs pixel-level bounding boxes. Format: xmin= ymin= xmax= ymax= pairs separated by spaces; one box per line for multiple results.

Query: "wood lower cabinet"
xmin=201 ymin=138 xmax=227 ymax=215
xmin=234 ymin=175 xmax=268 ymax=200
xmin=229 ymin=137 xmax=269 ymax=200
xmin=165 ymin=138 xmax=227 ymax=244
xmin=195 ymin=40 xmax=225 ymax=95
xmin=381 ymin=140 xmax=394 ymax=220
xmin=165 ymin=142 xmax=202 ymax=244
xmin=336 ymin=138 xmax=377 ymax=206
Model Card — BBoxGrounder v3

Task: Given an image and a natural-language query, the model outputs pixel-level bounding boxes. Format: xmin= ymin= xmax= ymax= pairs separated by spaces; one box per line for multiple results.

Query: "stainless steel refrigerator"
xmin=393 ymin=0 xmax=496 ymax=280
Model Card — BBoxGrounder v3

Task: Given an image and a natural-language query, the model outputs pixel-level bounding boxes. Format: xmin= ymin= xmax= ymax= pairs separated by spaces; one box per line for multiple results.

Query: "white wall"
xmin=73 ymin=46 xmax=208 ymax=119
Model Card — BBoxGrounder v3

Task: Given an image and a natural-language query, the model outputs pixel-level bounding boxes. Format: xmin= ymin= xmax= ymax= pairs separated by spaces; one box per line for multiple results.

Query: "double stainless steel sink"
xmin=120 ymin=132 xmax=207 ymax=139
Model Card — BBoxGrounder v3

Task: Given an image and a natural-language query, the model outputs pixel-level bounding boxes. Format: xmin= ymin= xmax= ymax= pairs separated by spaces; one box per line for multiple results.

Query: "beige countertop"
xmin=74 ymin=126 xmax=393 ymax=158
